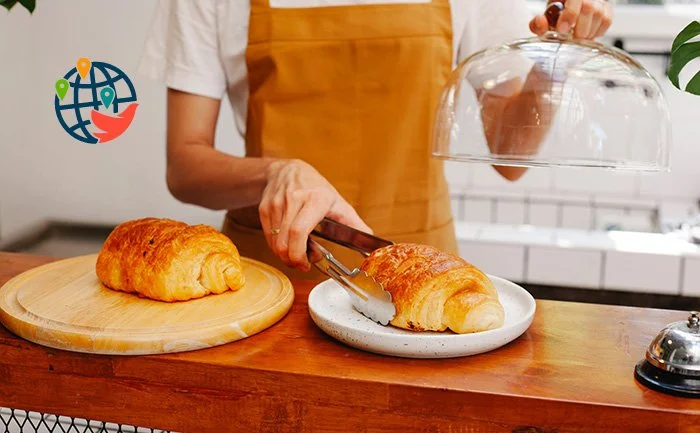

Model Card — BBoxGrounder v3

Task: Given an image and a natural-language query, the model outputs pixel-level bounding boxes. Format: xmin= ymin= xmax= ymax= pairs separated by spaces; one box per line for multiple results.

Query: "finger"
xmin=327 ymin=200 xmax=373 ymax=234
xmin=529 ymin=15 xmax=548 ymax=36
xmin=259 ymin=183 xmax=289 ymax=265
xmin=268 ymin=192 xmax=288 ymax=263
xmin=585 ymin=1 xmax=603 ymax=39
xmin=595 ymin=2 xmax=613 ymax=38
xmin=258 ymin=190 xmax=276 ymax=256
xmin=574 ymin=0 xmax=594 ymax=39
xmin=307 ymin=240 xmax=324 ymax=265
xmin=275 ymin=190 xmax=305 ymax=266
xmin=287 ymin=195 xmax=334 ymax=272
xmin=557 ymin=0 xmax=582 ymax=35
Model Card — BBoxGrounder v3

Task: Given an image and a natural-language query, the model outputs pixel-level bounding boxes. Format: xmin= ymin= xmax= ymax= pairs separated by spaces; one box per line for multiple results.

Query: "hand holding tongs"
xmin=308 ymin=218 xmax=396 ymax=325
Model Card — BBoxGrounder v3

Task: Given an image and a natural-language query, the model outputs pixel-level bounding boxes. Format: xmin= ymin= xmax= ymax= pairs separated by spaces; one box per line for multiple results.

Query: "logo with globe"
xmin=54 ymin=58 xmax=138 ymax=144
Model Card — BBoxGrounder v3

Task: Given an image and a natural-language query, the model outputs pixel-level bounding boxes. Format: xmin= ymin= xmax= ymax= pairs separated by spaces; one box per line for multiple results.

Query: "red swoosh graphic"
xmin=91 ymin=103 xmax=139 ymax=143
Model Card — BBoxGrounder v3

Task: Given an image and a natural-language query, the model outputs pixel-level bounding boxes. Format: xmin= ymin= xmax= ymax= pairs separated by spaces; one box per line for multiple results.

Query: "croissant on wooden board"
xmin=360 ymin=244 xmax=504 ymax=334
xmin=96 ymin=218 xmax=245 ymax=302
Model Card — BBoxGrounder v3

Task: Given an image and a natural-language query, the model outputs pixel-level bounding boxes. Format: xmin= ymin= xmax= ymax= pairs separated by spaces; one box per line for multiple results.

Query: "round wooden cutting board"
xmin=0 ymin=254 xmax=294 ymax=355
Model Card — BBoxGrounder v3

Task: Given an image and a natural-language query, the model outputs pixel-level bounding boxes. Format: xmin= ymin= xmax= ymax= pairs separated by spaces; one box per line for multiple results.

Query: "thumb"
xmin=529 ymin=15 xmax=548 ymax=36
xmin=327 ymin=200 xmax=374 ymax=234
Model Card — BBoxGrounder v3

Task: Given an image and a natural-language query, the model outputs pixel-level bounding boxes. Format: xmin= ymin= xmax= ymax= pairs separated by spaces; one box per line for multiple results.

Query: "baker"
xmin=138 ymin=0 xmax=612 ymax=280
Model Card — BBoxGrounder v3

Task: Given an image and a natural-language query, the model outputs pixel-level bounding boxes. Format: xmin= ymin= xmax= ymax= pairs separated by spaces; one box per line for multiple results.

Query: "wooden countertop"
xmin=0 ymin=252 xmax=698 ymax=433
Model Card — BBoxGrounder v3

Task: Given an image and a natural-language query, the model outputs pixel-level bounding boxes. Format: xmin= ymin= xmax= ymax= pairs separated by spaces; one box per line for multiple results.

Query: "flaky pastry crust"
xmin=96 ymin=218 xmax=245 ymax=302
xmin=360 ymin=244 xmax=504 ymax=333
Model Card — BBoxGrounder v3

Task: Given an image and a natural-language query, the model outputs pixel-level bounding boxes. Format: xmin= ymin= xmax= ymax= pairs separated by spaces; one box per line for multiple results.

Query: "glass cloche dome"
xmin=432 ymin=2 xmax=672 ymax=173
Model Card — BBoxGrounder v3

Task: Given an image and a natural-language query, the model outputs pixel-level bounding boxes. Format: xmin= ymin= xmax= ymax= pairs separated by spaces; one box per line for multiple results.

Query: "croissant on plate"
xmin=96 ymin=218 xmax=245 ymax=302
xmin=360 ymin=243 xmax=504 ymax=334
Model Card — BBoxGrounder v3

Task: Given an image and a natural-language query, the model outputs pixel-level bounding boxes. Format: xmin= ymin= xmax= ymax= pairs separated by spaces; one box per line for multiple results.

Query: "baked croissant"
xmin=96 ymin=218 xmax=245 ymax=302
xmin=360 ymin=244 xmax=504 ymax=334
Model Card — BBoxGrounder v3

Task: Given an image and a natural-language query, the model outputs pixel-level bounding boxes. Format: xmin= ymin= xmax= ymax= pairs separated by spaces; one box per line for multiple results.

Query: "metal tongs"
xmin=308 ymin=218 xmax=396 ymax=325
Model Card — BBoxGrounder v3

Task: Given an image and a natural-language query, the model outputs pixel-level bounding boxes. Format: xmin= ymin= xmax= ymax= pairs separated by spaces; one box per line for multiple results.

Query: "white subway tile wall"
xmin=592 ymin=196 xmax=658 ymax=210
xmin=468 ymin=164 xmax=553 ymax=193
xmin=603 ymin=251 xmax=682 ymax=295
xmin=462 ymin=197 xmax=493 ymax=223
xmin=637 ymin=85 xmax=700 ymax=201
xmin=552 ymin=168 xmax=639 ymax=196
xmin=450 ymin=197 xmax=464 ymax=222
xmin=452 ymin=222 xmax=700 ymax=297
xmin=682 ymin=256 xmax=700 ymax=297
xmin=479 ymin=224 xmax=555 ymax=245
xmin=627 ymin=209 xmax=659 ymax=233
xmin=454 ymin=223 xmax=481 ymax=240
xmin=594 ymin=206 xmax=627 ymax=231
xmin=527 ymin=247 xmax=603 ymax=289
xmin=458 ymin=241 xmax=525 ymax=282
xmin=528 ymin=202 xmax=558 ymax=227
xmin=444 ymin=161 xmax=470 ymax=189
xmin=659 ymin=201 xmax=697 ymax=224
xmin=495 ymin=201 xmax=526 ymax=225
xmin=450 ymin=193 xmax=667 ymax=232
xmin=561 ymin=204 xmax=593 ymax=230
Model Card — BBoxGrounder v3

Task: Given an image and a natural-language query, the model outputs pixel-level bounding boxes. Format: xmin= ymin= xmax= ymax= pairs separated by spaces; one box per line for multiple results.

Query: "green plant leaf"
xmin=669 ymin=21 xmax=700 ymax=94
xmin=18 ymin=0 xmax=34 ymax=12
xmin=685 ymin=70 xmax=700 ymax=96
xmin=0 ymin=0 xmax=19 ymax=10
xmin=668 ymin=40 xmax=700 ymax=90
xmin=672 ymin=21 xmax=700 ymax=54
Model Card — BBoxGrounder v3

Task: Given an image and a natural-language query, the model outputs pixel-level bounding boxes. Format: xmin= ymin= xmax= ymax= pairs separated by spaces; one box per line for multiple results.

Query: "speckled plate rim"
xmin=308 ymin=275 xmax=536 ymax=358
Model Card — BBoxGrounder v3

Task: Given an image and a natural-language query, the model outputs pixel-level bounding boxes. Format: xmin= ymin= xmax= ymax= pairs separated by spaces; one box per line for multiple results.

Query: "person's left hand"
xmin=529 ymin=0 xmax=613 ymax=40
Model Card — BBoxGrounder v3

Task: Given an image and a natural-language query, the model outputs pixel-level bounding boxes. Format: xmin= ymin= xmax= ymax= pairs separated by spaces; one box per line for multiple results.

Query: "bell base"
xmin=634 ymin=360 xmax=700 ymax=398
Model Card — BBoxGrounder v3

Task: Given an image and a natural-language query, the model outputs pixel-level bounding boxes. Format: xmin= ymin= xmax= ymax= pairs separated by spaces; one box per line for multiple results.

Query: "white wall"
xmin=1 ymin=1 xmax=699 ymax=246
xmin=0 ymin=1 xmax=245 ymax=245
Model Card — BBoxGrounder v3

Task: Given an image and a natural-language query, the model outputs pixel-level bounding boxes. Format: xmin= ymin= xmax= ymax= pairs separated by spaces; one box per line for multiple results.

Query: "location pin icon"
xmin=55 ymin=78 xmax=69 ymax=100
xmin=100 ymin=87 xmax=115 ymax=109
xmin=76 ymin=58 xmax=91 ymax=79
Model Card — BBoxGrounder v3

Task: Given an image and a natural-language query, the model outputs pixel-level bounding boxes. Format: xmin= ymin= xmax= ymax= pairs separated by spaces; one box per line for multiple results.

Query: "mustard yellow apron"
xmin=224 ymin=0 xmax=458 ymax=280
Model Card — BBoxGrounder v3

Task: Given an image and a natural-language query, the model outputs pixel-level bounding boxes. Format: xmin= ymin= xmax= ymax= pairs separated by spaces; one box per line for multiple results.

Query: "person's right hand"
xmin=530 ymin=0 xmax=613 ymax=40
xmin=259 ymin=159 xmax=371 ymax=272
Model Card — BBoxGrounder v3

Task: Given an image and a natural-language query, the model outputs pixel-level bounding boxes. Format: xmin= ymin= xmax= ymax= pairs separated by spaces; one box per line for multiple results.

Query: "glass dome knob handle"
xmin=545 ymin=1 xmax=565 ymax=32
xmin=689 ymin=311 xmax=700 ymax=330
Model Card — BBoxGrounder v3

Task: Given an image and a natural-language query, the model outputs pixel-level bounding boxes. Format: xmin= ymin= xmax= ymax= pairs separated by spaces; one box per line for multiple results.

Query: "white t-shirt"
xmin=138 ymin=0 xmax=532 ymax=136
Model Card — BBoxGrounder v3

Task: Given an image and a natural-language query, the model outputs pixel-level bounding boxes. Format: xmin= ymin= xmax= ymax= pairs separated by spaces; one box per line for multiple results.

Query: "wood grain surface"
xmin=0 ymin=252 xmax=698 ymax=433
xmin=0 ymin=254 xmax=294 ymax=355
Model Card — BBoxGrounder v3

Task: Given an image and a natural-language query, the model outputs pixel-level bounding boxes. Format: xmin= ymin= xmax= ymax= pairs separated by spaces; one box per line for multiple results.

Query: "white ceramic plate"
xmin=308 ymin=275 xmax=536 ymax=359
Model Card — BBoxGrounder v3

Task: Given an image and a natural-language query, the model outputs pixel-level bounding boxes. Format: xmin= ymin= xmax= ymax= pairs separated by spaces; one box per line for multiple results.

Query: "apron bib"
xmin=224 ymin=0 xmax=458 ymax=281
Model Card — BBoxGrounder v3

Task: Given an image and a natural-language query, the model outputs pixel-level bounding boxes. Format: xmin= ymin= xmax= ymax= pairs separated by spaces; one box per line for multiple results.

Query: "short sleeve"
xmin=137 ymin=0 xmax=228 ymax=100
xmin=458 ymin=0 xmax=533 ymax=62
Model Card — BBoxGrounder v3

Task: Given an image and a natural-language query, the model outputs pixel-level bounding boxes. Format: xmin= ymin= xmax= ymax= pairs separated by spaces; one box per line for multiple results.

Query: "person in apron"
xmin=139 ymin=0 xmax=613 ymax=281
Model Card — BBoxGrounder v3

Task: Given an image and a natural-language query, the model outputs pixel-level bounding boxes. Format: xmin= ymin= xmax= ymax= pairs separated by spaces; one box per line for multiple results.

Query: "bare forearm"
xmin=480 ymin=64 xmax=558 ymax=180
xmin=167 ymin=144 xmax=277 ymax=211
xmin=483 ymin=65 xmax=555 ymax=150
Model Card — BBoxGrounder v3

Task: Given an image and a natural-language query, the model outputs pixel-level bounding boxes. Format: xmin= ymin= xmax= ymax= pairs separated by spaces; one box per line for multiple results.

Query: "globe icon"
xmin=54 ymin=60 xmax=138 ymax=144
